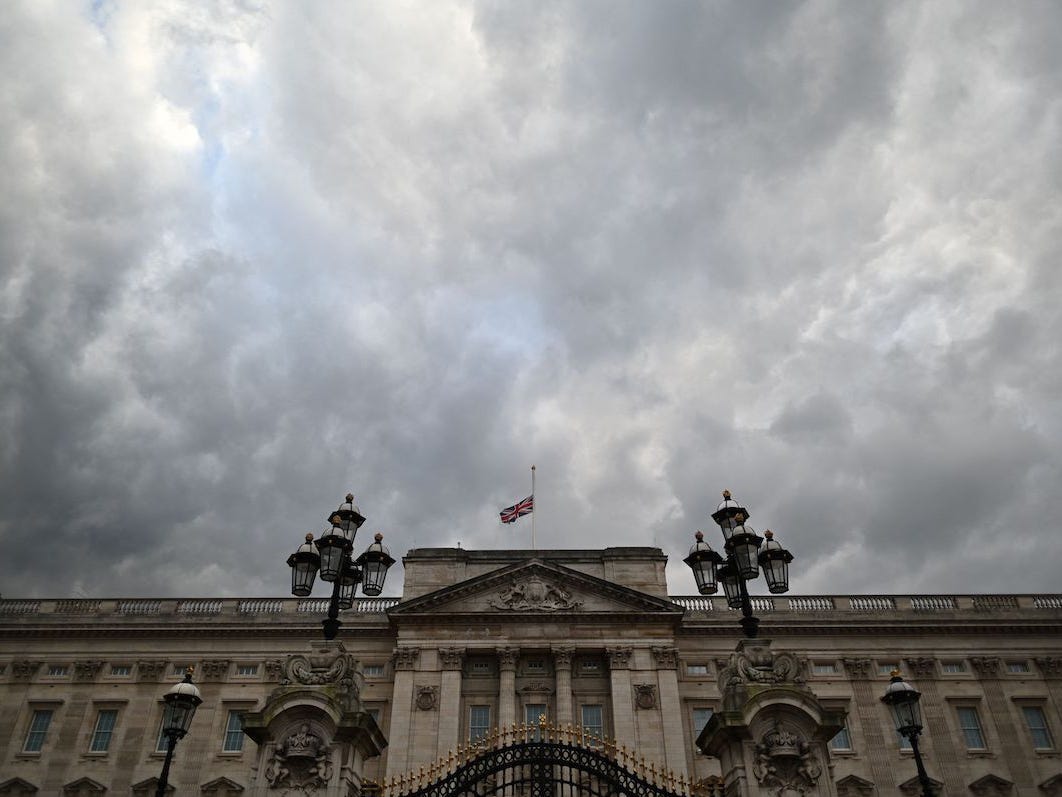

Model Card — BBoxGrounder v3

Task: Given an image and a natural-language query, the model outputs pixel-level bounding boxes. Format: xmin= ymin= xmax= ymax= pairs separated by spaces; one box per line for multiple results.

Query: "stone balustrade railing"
xmin=0 ymin=595 xmax=1058 ymax=618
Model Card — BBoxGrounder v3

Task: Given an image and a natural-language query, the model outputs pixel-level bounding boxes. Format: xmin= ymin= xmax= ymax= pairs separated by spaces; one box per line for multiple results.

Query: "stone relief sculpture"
xmin=265 ymin=723 xmax=332 ymax=791
xmin=416 ymin=685 xmax=438 ymax=711
xmin=718 ymin=639 xmax=805 ymax=691
xmin=751 ymin=722 xmax=822 ymax=796
xmin=634 ymin=683 xmax=657 ymax=710
xmin=487 ymin=575 xmax=583 ymax=612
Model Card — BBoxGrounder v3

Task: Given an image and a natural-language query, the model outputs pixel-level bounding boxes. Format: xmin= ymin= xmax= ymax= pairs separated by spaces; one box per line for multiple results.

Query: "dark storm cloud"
xmin=1 ymin=1 xmax=1061 ymax=599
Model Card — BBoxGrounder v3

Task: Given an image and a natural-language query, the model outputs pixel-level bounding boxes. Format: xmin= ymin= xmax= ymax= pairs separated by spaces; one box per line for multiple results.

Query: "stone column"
xmin=437 ymin=647 xmax=465 ymax=758
xmin=969 ymin=656 xmax=1033 ymax=790
xmin=652 ymin=646 xmax=688 ymax=778
xmin=904 ymin=657 xmax=964 ymax=796
xmin=385 ymin=646 xmax=420 ymax=779
xmin=553 ymin=647 xmax=575 ymax=727
xmin=607 ymin=647 xmax=636 ymax=747
xmin=842 ymin=658 xmax=896 ymax=794
xmin=497 ymin=647 xmax=519 ymax=730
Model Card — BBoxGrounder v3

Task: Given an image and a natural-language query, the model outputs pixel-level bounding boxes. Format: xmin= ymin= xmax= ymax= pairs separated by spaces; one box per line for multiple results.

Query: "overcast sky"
xmin=2 ymin=1 xmax=1060 ymax=600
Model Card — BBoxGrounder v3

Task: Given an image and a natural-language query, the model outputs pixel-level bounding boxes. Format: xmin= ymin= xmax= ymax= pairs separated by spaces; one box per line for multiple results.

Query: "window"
xmin=526 ymin=659 xmax=545 ymax=672
xmin=829 ymin=722 xmax=852 ymax=751
xmin=47 ymin=665 xmax=69 ymax=677
xmin=172 ymin=664 xmax=189 ymax=676
xmin=525 ymin=703 xmax=547 ymax=738
xmin=813 ymin=663 xmax=837 ymax=675
xmin=581 ymin=705 xmax=603 ymax=738
xmin=90 ymin=709 xmax=118 ymax=752
xmin=1022 ymin=707 xmax=1054 ymax=749
xmin=156 ymin=716 xmax=170 ymax=752
xmin=580 ymin=659 xmax=601 ymax=674
xmin=898 ymin=730 xmax=912 ymax=750
xmin=469 ymin=660 xmax=492 ymax=675
xmin=223 ymin=711 xmax=244 ymax=752
xmin=367 ymin=708 xmax=381 ymax=724
xmin=942 ymin=662 xmax=966 ymax=674
xmin=110 ymin=665 xmax=132 ymax=677
xmin=687 ymin=664 xmax=709 ymax=676
xmin=23 ymin=709 xmax=53 ymax=752
xmin=956 ymin=707 xmax=986 ymax=749
xmin=878 ymin=662 xmax=900 ymax=676
xmin=363 ymin=664 xmax=385 ymax=677
xmin=1007 ymin=661 xmax=1030 ymax=674
xmin=235 ymin=664 xmax=258 ymax=677
xmin=469 ymin=705 xmax=490 ymax=742
xmin=692 ymin=708 xmax=714 ymax=736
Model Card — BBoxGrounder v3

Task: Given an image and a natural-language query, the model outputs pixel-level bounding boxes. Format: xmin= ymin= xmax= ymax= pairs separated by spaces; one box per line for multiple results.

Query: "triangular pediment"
xmin=899 ymin=774 xmax=943 ymax=796
xmin=389 ymin=559 xmax=684 ymax=622
xmin=836 ymin=774 xmax=874 ymax=796
xmin=201 ymin=777 xmax=244 ymax=794
xmin=969 ymin=774 xmax=1014 ymax=796
xmin=61 ymin=779 xmax=106 ymax=797
xmin=131 ymin=778 xmax=172 ymax=797
xmin=0 ymin=778 xmax=38 ymax=797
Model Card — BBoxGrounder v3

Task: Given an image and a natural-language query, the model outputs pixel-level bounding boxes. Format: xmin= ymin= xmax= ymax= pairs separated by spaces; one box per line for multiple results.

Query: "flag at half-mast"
xmin=500 ymin=495 xmax=534 ymax=524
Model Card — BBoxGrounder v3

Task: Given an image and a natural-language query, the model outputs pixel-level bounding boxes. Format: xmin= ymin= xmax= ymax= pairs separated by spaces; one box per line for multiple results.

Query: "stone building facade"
xmin=1 ymin=546 xmax=1061 ymax=796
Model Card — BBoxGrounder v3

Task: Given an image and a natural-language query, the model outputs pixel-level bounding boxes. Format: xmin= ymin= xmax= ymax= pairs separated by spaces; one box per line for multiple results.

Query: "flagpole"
xmin=531 ymin=464 xmax=536 ymax=549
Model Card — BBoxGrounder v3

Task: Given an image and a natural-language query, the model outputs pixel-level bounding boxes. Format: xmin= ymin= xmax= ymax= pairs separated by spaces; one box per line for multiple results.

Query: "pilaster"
xmin=842 ymin=658 xmax=896 ymax=794
xmin=903 ymin=657 xmax=964 ymax=797
xmin=969 ymin=656 xmax=1033 ymax=791
xmin=497 ymin=647 xmax=519 ymax=730
xmin=552 ymin=647 xmax=575 ymax=728
xmin=653 ymin=646 xmax=688 ymax=778
xmin=385 ymin=646 xmax=420 ymax=778
xmin=437 ymin=647 xmax=464 ymax=758
xmin=607 ymin=647 xmax=636 ymax=748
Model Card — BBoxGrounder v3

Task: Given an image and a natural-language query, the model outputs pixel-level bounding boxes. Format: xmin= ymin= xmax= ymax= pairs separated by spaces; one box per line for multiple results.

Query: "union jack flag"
xmin=500 ymin=495 xmax=534 ymax=524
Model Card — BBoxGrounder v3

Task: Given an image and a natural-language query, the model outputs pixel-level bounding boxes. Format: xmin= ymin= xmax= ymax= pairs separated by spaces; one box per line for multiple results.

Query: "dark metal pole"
xmin=155 ymin=733 xmax=177 ymax=797
xmin=737 ymin=568 xmax=759 ymax=638
xmin=322 ymin=561 xmax=343 ymax=640
xmin=908 ymin=732 xmax=935 ymax=797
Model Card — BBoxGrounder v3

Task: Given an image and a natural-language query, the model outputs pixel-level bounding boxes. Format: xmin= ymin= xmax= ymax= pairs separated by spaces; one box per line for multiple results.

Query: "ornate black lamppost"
xmin=683 ymin=490 xmax=794 ymax=638
xmin=286 ymin=493 xmax=396 ymax=640
xmin=155 ymin=667 xmax=202 ymax=797
xmin=882 ymin=670 xmax=936 ymax=797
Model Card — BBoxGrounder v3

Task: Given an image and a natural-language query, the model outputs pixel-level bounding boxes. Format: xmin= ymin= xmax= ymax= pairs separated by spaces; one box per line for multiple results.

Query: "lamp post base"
xmin=322 ymin=617 xmax=342 ymax=640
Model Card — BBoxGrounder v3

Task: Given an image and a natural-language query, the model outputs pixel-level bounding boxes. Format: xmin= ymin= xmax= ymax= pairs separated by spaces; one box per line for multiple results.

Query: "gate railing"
xmin=374 ymin=716 xmax=725 ymax=797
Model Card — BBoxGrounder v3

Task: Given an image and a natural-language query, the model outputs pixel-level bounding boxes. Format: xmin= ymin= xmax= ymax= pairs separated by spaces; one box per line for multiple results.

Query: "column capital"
xmin=73 ymin=660 xmax=104 ymax=682
xmin=969 ymin=656 xmax=1001 ymax=678
xmin=1035 ymin=657 xmax=1062 ymax=678
xmin=439 ymin=647 xmax=465 ymax=671
xmin=904 ymin=657 xmax=937 ymax=680
xmin=496 ymin=647 xmax=519 ymax=671
xmin=606 ymin=646 xmax=633 ymax=670
xmin=11 ymin=660 xmax=42 ymax=681
xmin=841 ymin=658 xmax=872 ymax=679
xmin=651 ymin=646 xmax=679 ymax=670
xmin=394 ymin=646 xmax=420 ymax=671
xmin=552 ymin=647 xmax=575 ymax=669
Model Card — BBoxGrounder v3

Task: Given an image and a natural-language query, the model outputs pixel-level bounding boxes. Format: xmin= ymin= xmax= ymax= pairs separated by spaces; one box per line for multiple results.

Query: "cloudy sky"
xmin=2 ymin=1 xmax=1060 ymax=600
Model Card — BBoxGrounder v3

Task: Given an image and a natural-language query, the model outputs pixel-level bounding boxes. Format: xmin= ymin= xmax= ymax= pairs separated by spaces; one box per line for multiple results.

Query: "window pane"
xmin=581 ymin=705 xmax=603 ymax=736
xmin=879 ymin=663 xmax=899 ymax=675
xmin=24 ymin=710 xmax=53 ymax=752
xmin=692 ymin=708 xmax=714 ymax=735
xmin=829 ymin=723 xmax=852 ymax=750
xmin=156 ymin=716 xmax=170 ymax=752
xmin=1023 ymin=707 xmax=1054 ymax=749
xmin=223 ymin=711 xmax=245 ymax=752
xmin=956 ymin=707 xmax=985 ymax=748
xmin=110 ymin=665 xmax=132 ymax=677
xmin=525 ymin=704 xmax=547 ymax=725
xmin=942 ymin=662 xmax=965 ymax=673
xmin=363 ymin=664 xmax=385 ymax=676
xmin=813 ymin=663 xmax=837 ymax=675
xmin=1007 ymin=661 xmax=1030 ymax=673
xmin=236 ymin=664 xmax=258 ymax=676
xmin=90 ymin=709 xmax=118 ymax=752
xmin=470 ymin=705 xmax=490 ymax=742
xmin=687 ymin=664 xmax=709 ymax=675
xmin=898 ymin=731 xmax=912 ymax=750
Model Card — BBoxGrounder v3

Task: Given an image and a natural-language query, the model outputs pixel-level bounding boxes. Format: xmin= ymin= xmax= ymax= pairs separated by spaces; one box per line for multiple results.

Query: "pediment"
xmin=0 ymin=778 xmax=38 ymax=797
xmin=900 ymin=775 xmax=943 ymax=796
xmin=388 ymin=560 xmax=684 ymax=622
xmin=201 ymin=777 xmax=244 ymax=795
xmin=131 ymin=779 xmax=172 ymax=797
xmin=969 ymin=774 xmax=1013 ymax=796
xmin=836 ymin=774 xmax=874 ymax=796
xmin=61 ymin=779 xmax=106 ymax=797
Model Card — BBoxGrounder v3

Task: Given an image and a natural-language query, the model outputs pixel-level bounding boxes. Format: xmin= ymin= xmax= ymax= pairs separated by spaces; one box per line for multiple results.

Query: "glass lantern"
xmin=881 ymin=671 xmax=923 ymax=737
xmin=355 ymin=533 xmax=396 ymax=597
xmin=161 ymin=668 xmax=203 ymax=741
xmin=758 ymin=530 xmax=793 ymax=594
xmin=287 ymin=533 xmax=320 ymax=597
xmin=684 ymin=531 xmax=723 ymax=595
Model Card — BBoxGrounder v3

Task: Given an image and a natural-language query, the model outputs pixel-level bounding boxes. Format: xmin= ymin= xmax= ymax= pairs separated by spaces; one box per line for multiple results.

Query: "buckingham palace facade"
xmin=1 ymin=546 xmax=1061 ymax=796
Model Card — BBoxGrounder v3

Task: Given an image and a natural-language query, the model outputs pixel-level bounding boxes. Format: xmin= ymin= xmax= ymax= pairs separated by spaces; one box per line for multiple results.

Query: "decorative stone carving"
xmin=265 ymin=722 xmax=332 ymax=790
xmin=132 ymin=778 xmax=172 ymax=797
xmin=651 ymin=646 xmax=679 ymax=670
xmin=904 ymin=657 xmax=936 ymax=679
xmin=751 ymin=722 xmax=822 ymax=795
xmin=487 ymin=575 xmax=583 ymax=612
xmin=606 ymin=647 xmax=632 ymax=670
xmin=73 ymin=660 xmax=103 ymax=682
xmin=836 ymin=774 xmax=875 ymax=797
xmin=136 ymin=660 xmax=167 ymax=682
xmin=719 ymin=638 xmax=804 ymax=689
xmin=201 ymin=659 xmax=231 ymax=681
xmin=1035 ymin=657 xmax=1062 ymax=678
xmin=518 ymin=682 xmax=554 ymax=697
xmin=634 ymin=683 xmax=657 ymax=710
xmin=10 ymin=661 xmax=42 ymax=681
xmin=200 ymin=777 xmax=244 ymax=796
xmin=0 ymin=778 xmax=39 ymax=797
xmin=263 ymin=659 xmax=283 ymax=682
xmin=439 ymin=647 xmax=464 ymax=671
xmin=416 ymin=685 xmax=438 ymax=711
xmin=393 ymin=647 xmax=420 ymax=671
xmin=552 ymin=647 xmax=575 ymax=669
xmin=969 ymin=773 xmax=1014 ymax=796
xmin=284 ymin=649 xmax=355 ymax=687
xmin=61 ymin=778 xmax=106 ymax=797
xmin=970 ymin=657 xmax=1001 ymax=678
xmin=899 ymin=774 xmax=943 ymax=795
xmin=842 ymin=658 xmax=872 ymax=679
xmin=496 ymin=647 xmax=519 ymax=671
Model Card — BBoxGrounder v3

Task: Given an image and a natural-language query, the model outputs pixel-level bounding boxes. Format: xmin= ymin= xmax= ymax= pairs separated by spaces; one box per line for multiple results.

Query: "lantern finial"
xmin=764 ymin=529 xmax=773 ymax=540
xmin=346 ymin=492 xmax=355 ymax=503
xmin=305 ymin=532 xmax=314 ymax=542
xmin=694 ymin=530 xmax=704 ymax=541
xmin=722 ymin=489 xmax=731 ymax=499
xmin=375 ymin=532 xmax=383 ymax=542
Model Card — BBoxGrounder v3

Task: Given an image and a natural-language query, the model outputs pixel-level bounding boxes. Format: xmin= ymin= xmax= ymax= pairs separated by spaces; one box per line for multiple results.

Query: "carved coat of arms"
xmin=487 ymin=576 xmax=582 ymax=612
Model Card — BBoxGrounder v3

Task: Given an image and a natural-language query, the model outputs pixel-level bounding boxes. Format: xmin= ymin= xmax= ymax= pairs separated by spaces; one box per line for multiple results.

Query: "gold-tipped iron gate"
xmin=368 ymin=717 xmax=725 ymax=797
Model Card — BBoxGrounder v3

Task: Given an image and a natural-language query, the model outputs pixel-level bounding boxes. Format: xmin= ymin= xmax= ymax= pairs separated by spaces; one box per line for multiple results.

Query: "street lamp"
xmin=286 ymin=493 xmax=396 ymax=640
xmin=155 ymin=667 xmax=202 ymax=797
xmin=683 ymin=490 xmax=794 ymax=638
xmin=881 ymin=671 xmax=936 ymax=797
